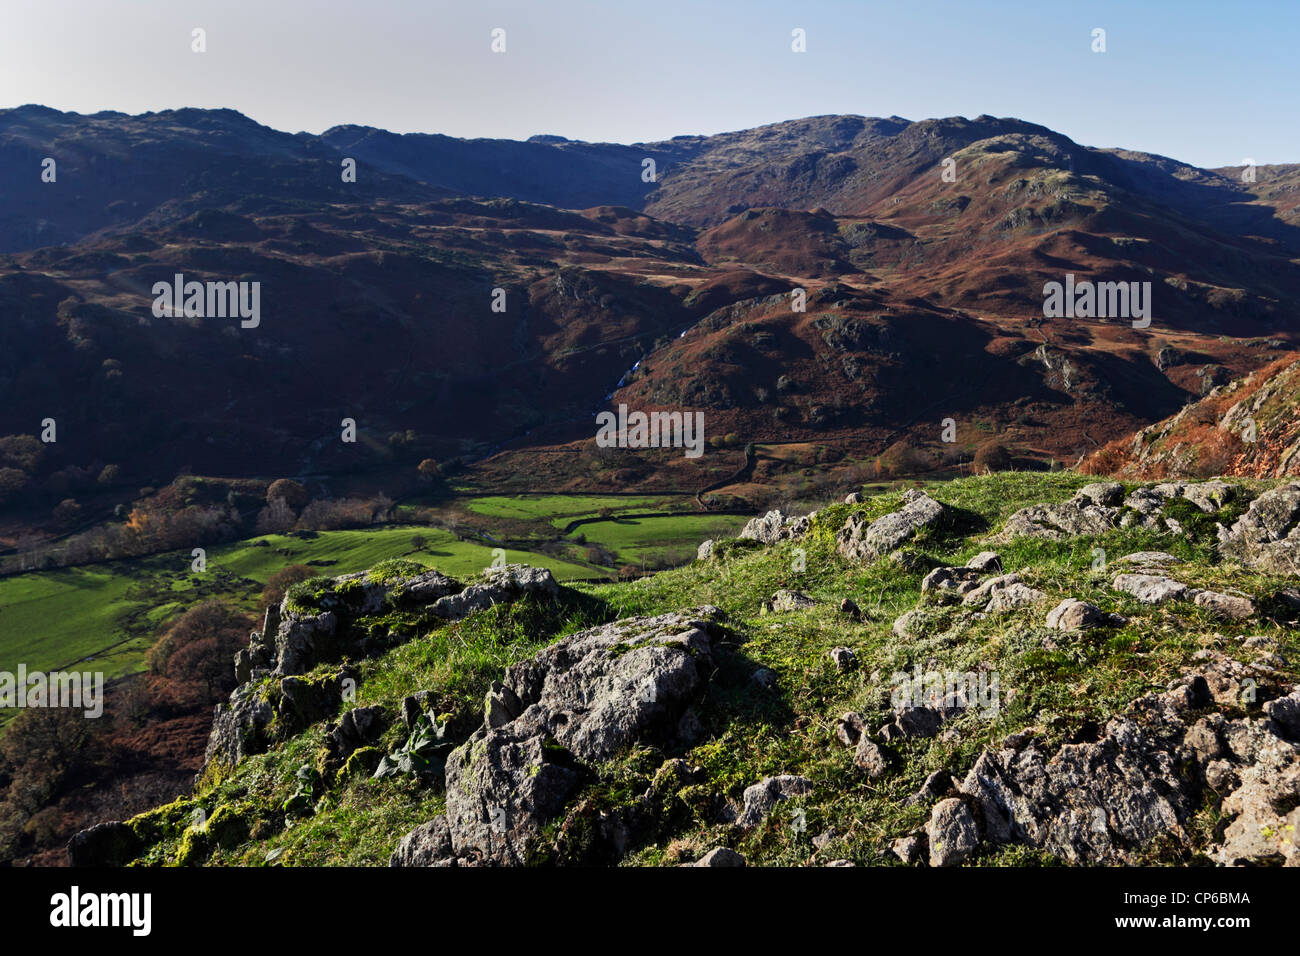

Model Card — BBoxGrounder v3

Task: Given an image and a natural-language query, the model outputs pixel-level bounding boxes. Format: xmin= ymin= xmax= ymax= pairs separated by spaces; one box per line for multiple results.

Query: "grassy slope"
xmin=0 ymin=525 xmax=597 ymax=681
xmin=124 ymin=473 xmax=1300 ymax=867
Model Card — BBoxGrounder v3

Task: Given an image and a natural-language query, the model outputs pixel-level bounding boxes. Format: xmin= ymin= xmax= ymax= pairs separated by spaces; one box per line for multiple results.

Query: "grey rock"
xmin=1116 ymin=551 xmax=1182 ymax=567
xmin=835 ymin=712 xmax=866 ymax=748
xmin=430 ymin=564 xmax=558 ymax=620
xmin=836 ymin=490 xmax=946 ymax=563
xmin=829 ymin=647 xmax=857 ymax=672
xmin=961 ymin=572 xmax=1022 ymax=607
xmin=1217 ymin=482 xmax=1300 ymax=574
xmin=1111 ymin=573 xmax=1190 ymax=604
xmin=853 ymin=737 xmax=889 ymax=777
xmin=1181 ymin=480 xmax=1237 ymax=513
xmin=1046 ymin=598 xmax=1124 ymax=631
xmin=390 ymin=816 xmax=454 ymax=867
xmin=485 ymin=680 xmax=522 ymax=729
xmin=927 ymin=798 xmax=979 ymax=867
xmin=965 ymin=551 xmax=1003 ymax=573
xmin=738 ymin=509 xmax=808 ymax=545
xmin=273 ymin=610 xmax=339 ymax=677
xmin=1193 ymin=590 xmax=1257 ymax=621
xmin=440 ymin=608 xmax=725 ymax=864
xmin=770 ymin=589 xmax=817 ymax=612
xmin=689 ymin=847 xmax=746 ymax=867
xmin=1078 ymin=482 xmax=1125 ymax=507
xmin=696 ymin=539 xmax=716 ymax=561
xmin=892 ymin=833 xmax=926 ymax=864
xmin=67 ymin=821 xmax=142 ymax=867
xmin=326 ymin=705 xmax=386 ymax=760
xmin=737 ymin=775 xmax=813 ymax=828
xmin=959 ymin=716 xmax=1194 ymax=862
xmin=985 ymin=582 xmax=1047 ymax=612
xmin=921 ymin=566 xmax=982 ymax=594
xmin=204 ymin=680 xmax=275 ymax=769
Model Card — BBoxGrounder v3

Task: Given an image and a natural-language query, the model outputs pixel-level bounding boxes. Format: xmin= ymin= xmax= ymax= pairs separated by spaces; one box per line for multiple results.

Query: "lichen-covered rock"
xmin=958 ymin=716 xmax=1193 ymax=862
xmin=965 ymin=551 xmax=1003 ymax=573
xmin=769 ymin=589 xmax=817 ymax=612
xmin=921 ymin=566 xmax=982 ymax=594
xmin=1217 ymin=483 xmax=1300 ymax=573
xmin=204 ymin=681 xmax=274 ymax=769
xmin=1111 ymin=573 xmax=1190 ymax=604
xmin=984 ymin=582 xmax=1047 ymax=612
xmin=737 ymin=774 xmax=813 ymax=828
xmin=688 ymin=847 xmax=746 ymax=867
xmin=853 ymin=737 xmax=889 ymax=777
xmin=1046 ymin=598 xmax=1124 ymax=631
xmin=273 ymin=610 xmax=340 ymax=677
xmin=429 ymin=608 xmax=727 ymax=865
xmin=927 ymin=798 xmax=979 ymax=867
xmin=389 ymin=816 xmax=455 ymax=867
xmin=738 ymin=509 xmax=807 ymax=545
xmin=961 ymin=572 xmax=1022 ymax=607
xmin=828 ymin=647 xmax=857 ymax=672
xmin=1193 ymin=590 xmax=1257 ymax=621
xmin=430 ymin=564 xmax=558 ymax=620
xmin=836 ymin=490 xmax=946 ymax=562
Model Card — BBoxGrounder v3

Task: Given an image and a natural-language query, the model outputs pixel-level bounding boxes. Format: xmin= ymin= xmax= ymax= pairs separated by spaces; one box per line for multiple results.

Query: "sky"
xmin=2 ymin=0 xmax=1296 ymax=168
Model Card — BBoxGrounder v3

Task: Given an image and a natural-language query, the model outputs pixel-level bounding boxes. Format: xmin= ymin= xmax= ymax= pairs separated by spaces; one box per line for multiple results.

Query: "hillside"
xmin=1086 ymin=353 xmax=1300 ymax=479
xmin=70 ymin=473 xmax=1300 ymax=867
xmin=4 ymin=108 xmax=1300 ymax=539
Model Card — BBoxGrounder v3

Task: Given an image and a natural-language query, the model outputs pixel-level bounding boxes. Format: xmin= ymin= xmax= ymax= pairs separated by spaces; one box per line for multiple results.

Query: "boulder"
xmin=689 ymin=847 xmax=746 ymax=867
xmin=389 ymin=816 xmax=455 ymax=867
xmin=67 ymin=822 xmax=142 ymax=867
xmin=769 ymin=589 xmax=817 ymax=612
xmin=1111 ymin=573 xmax=1190 ymax=604
xmin=1217 ymin=482 xmax=1300 ymax=574
xmin=927 ymin=798 xmax=979 ymax=867
xmin=429 ymin=608 xmax=726 ymax=864
xmin=965 ymin=551 xmax=1003 ymax=573
xmin=737 ymin=775 xmax=814 ymax=827
xmin=829 ymin=647 xmax=857 ymax=672
xmin=853 ymin=737 xmax=889 ymax=777
xmin=836 ymin=490 xmax=946 ymax=562
xmin=430 ymin=564 xmax=558 ymax=620
xmin=1046 ymin=599 xmax=1124 ymax=631
xmin=985 ymin=582 xmax=1047 ymax=612
xmin=1193 ymin=590 xmax=1257 ymax=621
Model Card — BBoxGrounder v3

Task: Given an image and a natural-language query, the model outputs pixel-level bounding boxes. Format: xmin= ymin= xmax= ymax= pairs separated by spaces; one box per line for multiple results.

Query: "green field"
xmin=463 ymin=493 xmax=677 ymax=527
xmin=576 ymin=513 xmax=750 ymax=567
xmin=0 ymin=525 xmax=600 ymax=683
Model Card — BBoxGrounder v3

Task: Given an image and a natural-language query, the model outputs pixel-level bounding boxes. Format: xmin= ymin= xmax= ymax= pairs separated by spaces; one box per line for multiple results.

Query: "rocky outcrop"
xmin=996 ymin=481 xmax=1240 ymax=542
xmin=399 ymin=607 xmax=729 ymax=866
xmin=912 ymin=656 xmax=1300 ymax=866
xmin=738 ymin=510 xmax=811 ymax=545
xmin=836 ymin=490 xmax=946 ymax=562
xmin=205 ymin=564 xmax=563 ymax=775
xmin=1217 ymin=482 xmax=1300 ymax=574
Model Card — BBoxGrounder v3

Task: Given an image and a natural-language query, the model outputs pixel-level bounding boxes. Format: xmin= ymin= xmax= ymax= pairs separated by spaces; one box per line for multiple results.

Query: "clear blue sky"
xmin=3 ymin=0 xmax=1295 ymax=168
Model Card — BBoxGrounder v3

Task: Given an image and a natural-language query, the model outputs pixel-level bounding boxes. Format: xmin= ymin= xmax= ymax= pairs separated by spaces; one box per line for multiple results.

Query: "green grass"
xmin=462 ymin=493 xmax=677 ymax=526
xmin=0 ymin=525 xmax=598 ymax=684
xmin=576 ymin=514 xmax=750 ymax=567
xmin=121 ymin=471 xmax=1300 ymax=867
